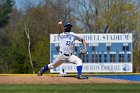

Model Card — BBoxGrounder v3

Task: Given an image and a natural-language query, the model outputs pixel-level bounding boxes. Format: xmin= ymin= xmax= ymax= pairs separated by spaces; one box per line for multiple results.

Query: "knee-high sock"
xmin=77 ymin=66 xmax=82 ymax=77
xmin=41 ymin=65 xmax=49 ymax=73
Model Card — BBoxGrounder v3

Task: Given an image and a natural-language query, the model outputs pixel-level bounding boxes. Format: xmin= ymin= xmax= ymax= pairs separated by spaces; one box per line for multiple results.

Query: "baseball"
xmin=58 ymin=21 xmax=62 ymax=25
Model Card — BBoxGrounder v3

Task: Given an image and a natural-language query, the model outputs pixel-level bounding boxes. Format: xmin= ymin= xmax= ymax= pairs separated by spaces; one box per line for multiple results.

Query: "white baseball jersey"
xmin=58 ymin=32 xmax=83 ymax=54
xmin=49 ymin=32 xmax=83 ymax=69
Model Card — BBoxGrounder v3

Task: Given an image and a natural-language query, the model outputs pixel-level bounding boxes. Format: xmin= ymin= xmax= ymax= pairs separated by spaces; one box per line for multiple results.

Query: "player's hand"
xmin=56 ymin=20 xmax=63 ymax=34
xmin=80 ymin=48 xmax=87 ymax=54
xmin=58 ymin=21 xmax=62 ymax=25
xmin=57 ymin=21 xmax=63 ymax=27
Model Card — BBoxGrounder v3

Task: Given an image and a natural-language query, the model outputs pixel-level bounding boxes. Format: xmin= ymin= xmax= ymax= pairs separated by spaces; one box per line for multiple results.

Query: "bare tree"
xmin=42 ymin=0 xmax=74 ymax=33
xmin=72 ymin=0 xmax=96 ymax=33
xmin=24 ymin=16 xmax=35 ymax=74
xmin=22 ymin=0 xmax=35 ymax=74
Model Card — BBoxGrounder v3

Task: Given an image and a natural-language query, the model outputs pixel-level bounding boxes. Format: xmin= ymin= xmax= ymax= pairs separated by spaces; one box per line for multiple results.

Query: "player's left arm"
xmin=81 ymin=39 xmax=87 ymax=49
xmin=73 ymin=33 xmax=87 ymax=49
xmin=79 ymin=39 xmax=87 ymax=54
xmin=73 ymin=33 xmax=87 ymax=54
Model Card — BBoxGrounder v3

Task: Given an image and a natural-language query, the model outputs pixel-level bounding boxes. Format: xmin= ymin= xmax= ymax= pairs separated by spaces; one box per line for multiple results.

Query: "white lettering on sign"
xmin=50 ymin=63 xmax=132 ymax=73
xmin=50 ymin=34 xmax=132 ymax=43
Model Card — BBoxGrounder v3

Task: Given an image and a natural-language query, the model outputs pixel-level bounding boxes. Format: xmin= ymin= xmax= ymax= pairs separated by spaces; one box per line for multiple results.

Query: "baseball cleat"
xmin=37 ymin=71 xmax=43 ymax=76
xmin=37 ymin=67 xmax=44 ymax=76
xmin=77 ymin=76 xmax=88 ymax=79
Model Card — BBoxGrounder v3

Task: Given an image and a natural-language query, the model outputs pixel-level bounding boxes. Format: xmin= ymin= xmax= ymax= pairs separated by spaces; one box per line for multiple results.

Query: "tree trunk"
xmin=24 ymin=18 xmax=35 ymax=74
xmin=28 ymin=32 xmax=35 ymax=74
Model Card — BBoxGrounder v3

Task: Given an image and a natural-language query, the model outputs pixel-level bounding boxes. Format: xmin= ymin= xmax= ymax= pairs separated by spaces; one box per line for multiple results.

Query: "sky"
xmin=14 ymin=0 xmax=44 ymax=10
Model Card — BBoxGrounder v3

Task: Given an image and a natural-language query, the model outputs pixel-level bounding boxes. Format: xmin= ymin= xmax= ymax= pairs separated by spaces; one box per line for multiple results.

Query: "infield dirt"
xmin=0 ymin=76 xmax=139 ymax=84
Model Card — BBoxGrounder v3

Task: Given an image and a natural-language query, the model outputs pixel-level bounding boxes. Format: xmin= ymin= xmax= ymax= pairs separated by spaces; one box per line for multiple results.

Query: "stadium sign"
xmin=50 ymin=33 xmax=132 ymax=73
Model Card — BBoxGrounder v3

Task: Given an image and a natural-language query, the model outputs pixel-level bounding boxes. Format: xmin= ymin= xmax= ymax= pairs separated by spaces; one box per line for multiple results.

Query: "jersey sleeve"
xmin=71 ymin=32 xmax=83 ymax=41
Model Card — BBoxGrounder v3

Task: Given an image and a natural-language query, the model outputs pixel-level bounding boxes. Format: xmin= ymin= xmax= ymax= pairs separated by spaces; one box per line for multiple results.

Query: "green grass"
xmin=0 ymin=84 xmax=140 ymax=93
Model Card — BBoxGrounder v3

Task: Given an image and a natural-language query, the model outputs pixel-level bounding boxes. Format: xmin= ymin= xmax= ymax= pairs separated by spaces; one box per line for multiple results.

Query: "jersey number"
xmin=66 ymin=41 xmax=71 ymax=45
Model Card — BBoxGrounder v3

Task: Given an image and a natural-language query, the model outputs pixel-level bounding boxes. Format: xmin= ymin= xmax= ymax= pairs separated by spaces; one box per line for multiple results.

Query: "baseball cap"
xmin=64 ymin=22 xmax=72 ymax=27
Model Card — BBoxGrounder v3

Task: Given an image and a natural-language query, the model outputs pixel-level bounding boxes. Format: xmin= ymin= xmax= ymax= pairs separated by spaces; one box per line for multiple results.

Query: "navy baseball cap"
xmin=64 ymin=22 xmax=72 ymax=27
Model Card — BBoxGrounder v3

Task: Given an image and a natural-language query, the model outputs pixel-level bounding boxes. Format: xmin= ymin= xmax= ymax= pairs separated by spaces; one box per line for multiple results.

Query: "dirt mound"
xmin=0 ymin=76 xmax=138 ymax=84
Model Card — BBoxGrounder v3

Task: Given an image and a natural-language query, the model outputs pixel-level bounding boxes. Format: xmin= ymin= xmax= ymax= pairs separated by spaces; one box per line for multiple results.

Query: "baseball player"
xmin=38 ymin=21 xmax=87 ymax=79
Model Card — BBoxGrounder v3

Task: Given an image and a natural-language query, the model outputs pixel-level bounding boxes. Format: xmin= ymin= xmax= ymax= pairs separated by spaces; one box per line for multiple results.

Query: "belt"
xmin=59 ymin=51 xmax=72 ymax=56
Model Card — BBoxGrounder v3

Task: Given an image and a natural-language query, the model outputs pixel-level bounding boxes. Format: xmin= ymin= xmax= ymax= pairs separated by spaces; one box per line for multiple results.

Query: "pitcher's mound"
xmin=0 ymin=76 xmax=138 ymax=84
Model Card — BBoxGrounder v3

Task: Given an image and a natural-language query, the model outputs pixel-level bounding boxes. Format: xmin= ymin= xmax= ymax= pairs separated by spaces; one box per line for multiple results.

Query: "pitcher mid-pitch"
xmin=38 ymin=21 xmax=87 ymax=79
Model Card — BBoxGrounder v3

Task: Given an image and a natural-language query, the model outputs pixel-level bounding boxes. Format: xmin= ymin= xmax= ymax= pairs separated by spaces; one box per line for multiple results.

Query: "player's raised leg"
xmin=38 ymin=53 xmax=65 ymax=76
xmin=38 ymin=61 xmax=63 ymax=76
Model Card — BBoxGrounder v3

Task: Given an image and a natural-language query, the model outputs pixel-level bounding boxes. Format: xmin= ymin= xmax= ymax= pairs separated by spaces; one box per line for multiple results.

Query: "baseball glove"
xmin=80 ymin=48 xmax=87 ymax=54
